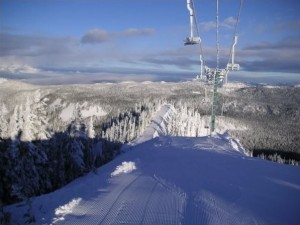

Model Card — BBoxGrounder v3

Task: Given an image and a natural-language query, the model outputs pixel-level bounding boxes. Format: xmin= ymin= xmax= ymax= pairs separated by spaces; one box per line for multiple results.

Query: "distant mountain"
xmin=1 ymin=78 xmax=299 ymax=157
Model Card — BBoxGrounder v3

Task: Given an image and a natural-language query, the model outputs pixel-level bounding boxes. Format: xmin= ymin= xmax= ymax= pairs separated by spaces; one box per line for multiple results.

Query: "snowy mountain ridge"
xmin=4 ymin=104 xmax=300 ymax=224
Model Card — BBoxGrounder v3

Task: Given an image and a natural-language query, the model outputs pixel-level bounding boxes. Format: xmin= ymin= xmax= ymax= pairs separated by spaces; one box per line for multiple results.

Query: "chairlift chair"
xmin=184 ymin=37 xmax=201 ymax=45
xmin=226 ymin=63 xmax=240 ymax=71
xmin=226 ymin=36 xmax=240 ymax=71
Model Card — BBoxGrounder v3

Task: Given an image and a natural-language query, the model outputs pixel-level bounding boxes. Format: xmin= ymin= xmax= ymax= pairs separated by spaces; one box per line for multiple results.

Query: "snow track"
xmin=60 ymin=174 xmax=186 ymax=225
xmin=6 ymin=135 xmax=300 ymax=225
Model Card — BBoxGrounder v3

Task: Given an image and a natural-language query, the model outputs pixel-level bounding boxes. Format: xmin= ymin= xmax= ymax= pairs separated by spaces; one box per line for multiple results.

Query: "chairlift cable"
xmin=192 ymin=0 xmax=206 ymax=67
xmin=216 ymin=0 xmax=220 ymax=70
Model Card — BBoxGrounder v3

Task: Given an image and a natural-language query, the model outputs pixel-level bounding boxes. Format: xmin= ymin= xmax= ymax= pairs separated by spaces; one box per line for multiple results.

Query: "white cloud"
xmin=121 ymin=28 xmax=155 ymax=37
xmin=223 ymin=16 xmax=237 ymax=26
xmin=200 ymin=17 xmax=236 ymax=32
xmin=81 ymin=28 xmax=156 ymax=44
xmin=0 ymin=63 xmax=40 ymax=74
xmin=81 ymin=28 xmax=110 ymax=44
xmin=200 ymin=21 xmax=215 ymax=32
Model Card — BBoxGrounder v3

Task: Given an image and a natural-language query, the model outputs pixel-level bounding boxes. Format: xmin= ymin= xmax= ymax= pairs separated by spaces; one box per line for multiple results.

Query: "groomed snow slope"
xmin=6 ymin=135 xmax=300 ymax=225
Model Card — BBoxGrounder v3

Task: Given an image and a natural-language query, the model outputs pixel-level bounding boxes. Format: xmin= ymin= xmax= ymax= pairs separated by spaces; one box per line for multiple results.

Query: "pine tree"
xmin=9 ymin=106 xmax=20 ymax=140
xmin=20 ymin=97 xmax=35 ymax=142
xmin=32 ymin=89 xmax=50 ymax=140
xmin=87 ymin=117 xmax=95 ymax=139
xmin=0 ymin=104 xmax=8 ymax=138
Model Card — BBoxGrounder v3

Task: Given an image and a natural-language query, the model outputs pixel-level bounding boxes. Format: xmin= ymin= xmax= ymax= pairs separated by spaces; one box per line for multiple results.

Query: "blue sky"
xmin=0 ymin=0 xmax=299 ymax=84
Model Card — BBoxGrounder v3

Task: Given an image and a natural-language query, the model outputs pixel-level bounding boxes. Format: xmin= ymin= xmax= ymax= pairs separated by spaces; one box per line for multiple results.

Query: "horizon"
xmin=0 ymin=0 xmax=299 ymax=85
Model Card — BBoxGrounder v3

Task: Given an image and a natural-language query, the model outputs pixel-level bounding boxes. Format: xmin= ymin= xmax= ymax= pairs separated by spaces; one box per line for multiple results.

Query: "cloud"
xmin=146 ymin=36 xmax=300 ymax=74
xmin=239 ymin=37 xmax=300 ymax=73
xmin=273 ymin=20 xmax=300 ymax=31
xmin=81 ymin=28 xmax=155 ymax=44
xmin=256 ymin=24 xmax=265 ymax=34
xmin=142 ymin=56 xmax=199 ymax=69
xmin=223 ymin=16 xmax=237 ymax=28
xmin=0 ymin=32 xmax=76 ymax=57
xmin=242 ymin=58 xmax=300 ymax=73
xmin=200 ymin=21 xmax=215 ymax=32
xmin=121 ymin=28 xmax=155 ymax=37
xmin=0 ymin=63 xmax=40 ymax=74
xmin=244 ymin=38 xmax=300 ymax=50
xmin=1 ymin=29 xmax=299 ymax=86
xmin=81 ymin=29 xmax=110 ymax=44
xmin=200 ymin=17 xmax=237 ymax=32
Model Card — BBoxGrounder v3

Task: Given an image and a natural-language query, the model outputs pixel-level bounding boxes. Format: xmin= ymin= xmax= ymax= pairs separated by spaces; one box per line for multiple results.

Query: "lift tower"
xmin=210 ymin=0 xmax=220 ymax=135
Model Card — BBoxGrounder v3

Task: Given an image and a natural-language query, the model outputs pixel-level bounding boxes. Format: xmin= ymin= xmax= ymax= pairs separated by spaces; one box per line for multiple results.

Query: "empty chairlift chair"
xmin=226 ymin=36 xmax=240 ymax=71
xmin=184 ymin=0 xmax=201 ymax=45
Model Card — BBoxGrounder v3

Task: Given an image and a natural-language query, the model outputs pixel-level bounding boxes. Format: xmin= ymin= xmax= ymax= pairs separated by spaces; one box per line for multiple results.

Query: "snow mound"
xmin=221 ymin=131 xmax=248 ymax=155
xmin=111 ymin=161 xmax=137 ymax=177
xmin=53 ymin=198 xmax=82 ymax=223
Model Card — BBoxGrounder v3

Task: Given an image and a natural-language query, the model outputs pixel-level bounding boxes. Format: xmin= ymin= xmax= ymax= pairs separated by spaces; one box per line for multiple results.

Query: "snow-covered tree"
xmin=32 ymin=89 xmax=50 ymax=140
xmin=86 ymin=117 xmax=95 ymax=139
xmin=20 ymin=97 xmax=35 ymax=142
xmin=166 ymin=104 xmax=202 ymax=137
xmin=9 ymin=106 xmax=20 ymax=140
xmin=0 ymin=104 xmax=8 ymax=138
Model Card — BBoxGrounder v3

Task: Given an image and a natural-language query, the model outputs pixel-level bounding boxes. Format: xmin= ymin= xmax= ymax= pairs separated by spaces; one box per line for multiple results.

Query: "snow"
xmin=0 ymin=78 xmax=7 ymax=84
xmin=223 ymin=82 xmax=250 ymax=89
xmin=141 ymin=81 xmax=153 ymax=84
xmin=216 ymin=116 xmax=248 ymax=132
xmin=192 ymin=91 xmax=201 ymax=94
xmin=120 ymin=81 xmax=136 ymax=84
xmin=111 ymin=161 xmax=137 ymax=177
xmin=53 ymin=198 xmax=82 ymax=223
xmin=4 ymin=105 xmax=300 ymax=224
xmin=59 ymin=103 xmax=107 ymax=122
xmin=50 ymin=98 xmax=62 ymax=108
xmin=60 ymin=103 xmax=75 ymax=122
xmin=184 ymin=116 xmax=247 ymax=137
xmin=5 ymin=135 xmax=300 ymax=225
xmin=221 ymin=131 xmax=248 ymax=155
xmin=81 ymin=105 xmax=107 ymax=118
xmin=130 ymin=104 xmax=175 ymax=146
xmin=264 ymin=85 xmax=280 ymax=89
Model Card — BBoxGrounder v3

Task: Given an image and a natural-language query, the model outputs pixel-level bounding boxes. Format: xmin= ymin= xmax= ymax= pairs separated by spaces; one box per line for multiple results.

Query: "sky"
xmin=0 ymin=0 xmax=300 ymax=85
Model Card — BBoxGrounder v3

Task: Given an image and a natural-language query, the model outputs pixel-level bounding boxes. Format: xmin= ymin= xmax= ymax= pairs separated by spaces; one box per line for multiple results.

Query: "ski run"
xmin=5 ymin=104 xmax=300 ymax=225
